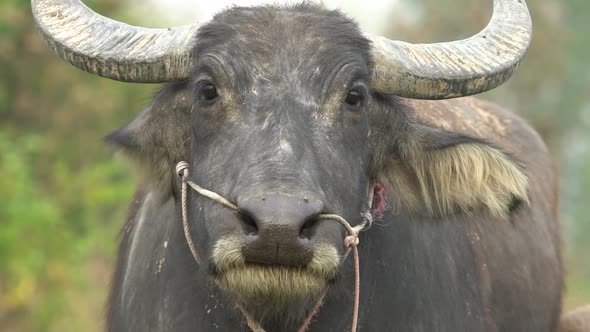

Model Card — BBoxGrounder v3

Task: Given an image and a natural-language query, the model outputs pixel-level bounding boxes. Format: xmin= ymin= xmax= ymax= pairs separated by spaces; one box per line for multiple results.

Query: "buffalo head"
xmin=32 ymin=0 xmax=533 ymax=321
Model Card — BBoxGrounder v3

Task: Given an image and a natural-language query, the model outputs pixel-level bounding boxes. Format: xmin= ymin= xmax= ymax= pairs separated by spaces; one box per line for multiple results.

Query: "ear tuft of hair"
xmin=384 ymin=143 xmax=529 ymax=219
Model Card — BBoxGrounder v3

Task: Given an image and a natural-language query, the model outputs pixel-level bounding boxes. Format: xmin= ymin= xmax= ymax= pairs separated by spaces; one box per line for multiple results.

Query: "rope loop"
xmin=176 ymin=161 xmax=189 ymax=179
xmin=360 ymin=211 xmax=373 ymax=231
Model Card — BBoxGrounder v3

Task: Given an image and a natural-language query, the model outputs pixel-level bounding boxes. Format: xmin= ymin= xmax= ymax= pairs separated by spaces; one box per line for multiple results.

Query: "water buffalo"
xmin=32 ymin=0 xmax=567 ymax=331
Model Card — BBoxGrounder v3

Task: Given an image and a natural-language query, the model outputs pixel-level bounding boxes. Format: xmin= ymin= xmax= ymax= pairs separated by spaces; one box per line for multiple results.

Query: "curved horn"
xmin=368 ymin=0 xmax=532 ymax=99
xmin=31 ymin=0 xmax=198 ymax=83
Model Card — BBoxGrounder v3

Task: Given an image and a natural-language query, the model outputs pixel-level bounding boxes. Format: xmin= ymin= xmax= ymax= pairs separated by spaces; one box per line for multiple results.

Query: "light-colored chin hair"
xmin=211 ymin=237 xmax=341 ymax=307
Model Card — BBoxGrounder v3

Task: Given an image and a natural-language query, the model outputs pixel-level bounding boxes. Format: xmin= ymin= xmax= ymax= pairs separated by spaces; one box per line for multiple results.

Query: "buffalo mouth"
xmin=211 ymin=237 xmax=341 ymax=305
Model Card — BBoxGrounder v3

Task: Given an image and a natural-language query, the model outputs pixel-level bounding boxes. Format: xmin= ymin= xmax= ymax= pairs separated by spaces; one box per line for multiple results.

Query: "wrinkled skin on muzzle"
xmin=184 ymin=8 xmax=373 ymax=310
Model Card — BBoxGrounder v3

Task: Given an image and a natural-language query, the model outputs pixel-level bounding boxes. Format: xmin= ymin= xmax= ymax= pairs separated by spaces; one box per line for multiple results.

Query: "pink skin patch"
xmin=371 ymin=181 xmax=389 ymax=219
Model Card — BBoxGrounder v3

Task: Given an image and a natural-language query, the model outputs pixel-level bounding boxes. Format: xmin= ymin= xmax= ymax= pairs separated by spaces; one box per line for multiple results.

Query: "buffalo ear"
xmin=105 ymin=82 xmax=192 ymax=191
xmin=380 ymin=122 xmax=529 ymax=219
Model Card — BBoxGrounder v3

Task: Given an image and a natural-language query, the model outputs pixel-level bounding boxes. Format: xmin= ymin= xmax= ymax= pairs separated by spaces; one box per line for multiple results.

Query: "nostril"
xmin=238 ymin=211 xmax=258 ymax=235
xmin=299 ymin=213 xmax=320 ymax=239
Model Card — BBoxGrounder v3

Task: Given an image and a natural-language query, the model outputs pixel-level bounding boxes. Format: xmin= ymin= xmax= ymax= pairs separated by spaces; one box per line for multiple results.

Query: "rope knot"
xmin=176 ymin=161 xmax=189 ymax=179
xmin=344 ymin=234 xmax=359 ymax=248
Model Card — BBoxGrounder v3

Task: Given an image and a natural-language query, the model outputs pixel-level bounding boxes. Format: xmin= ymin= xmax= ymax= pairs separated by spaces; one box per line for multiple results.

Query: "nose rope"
xmin=175 ymin=161 xmax=371 ymax=332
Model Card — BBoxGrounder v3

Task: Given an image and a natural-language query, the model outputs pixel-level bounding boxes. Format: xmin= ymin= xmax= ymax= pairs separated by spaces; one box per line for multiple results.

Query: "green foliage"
xmin=0 ymin=131 xmax=67 ymax=330
xmin=0 ymin=128 xmax=135 ymax=330
xmin=0 ymin=1 xmax=144 ymax=330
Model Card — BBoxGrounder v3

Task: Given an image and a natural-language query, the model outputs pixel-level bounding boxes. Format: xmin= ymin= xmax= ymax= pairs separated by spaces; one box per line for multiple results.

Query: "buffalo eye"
xmin=200 ymin=83 xmax=218 ymax=102
xmin=344 ymin=89 xmax=364 ymax=107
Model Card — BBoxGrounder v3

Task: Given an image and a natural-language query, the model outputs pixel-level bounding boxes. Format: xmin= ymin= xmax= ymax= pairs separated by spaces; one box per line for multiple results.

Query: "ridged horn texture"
xmin=368 ymin=0 xmax=532 ymax=99
xmin=32 ymin=0 xmax=531 ymax=95
xmin=31 ymin=0 xmax=199 ymax=83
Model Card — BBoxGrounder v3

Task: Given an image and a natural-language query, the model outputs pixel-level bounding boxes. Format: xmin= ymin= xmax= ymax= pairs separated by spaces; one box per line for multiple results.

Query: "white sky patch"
xmin=138 ymin=0 xmax=400 ymax=34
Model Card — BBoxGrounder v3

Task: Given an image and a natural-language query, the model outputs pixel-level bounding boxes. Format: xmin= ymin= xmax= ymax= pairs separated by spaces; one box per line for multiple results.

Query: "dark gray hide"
xmin=105 ymin=4 xmax=562 ymax=332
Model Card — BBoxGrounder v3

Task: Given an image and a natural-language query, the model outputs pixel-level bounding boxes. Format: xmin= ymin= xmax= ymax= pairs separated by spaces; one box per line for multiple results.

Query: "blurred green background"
xmin=0 ymin=0 xmax=588 ymax=330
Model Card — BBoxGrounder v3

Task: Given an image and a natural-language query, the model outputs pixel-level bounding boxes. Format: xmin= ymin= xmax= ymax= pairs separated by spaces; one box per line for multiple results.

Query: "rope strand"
xmin=178 ymin=162 xmax=201 ymax=264
xmin=176 ymin=161 xmax=369 ymax=332
xmin=351 ymin=245 xmax=360 ymax=331
xmin=296 ymin=290 xmax=328 ymax=332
